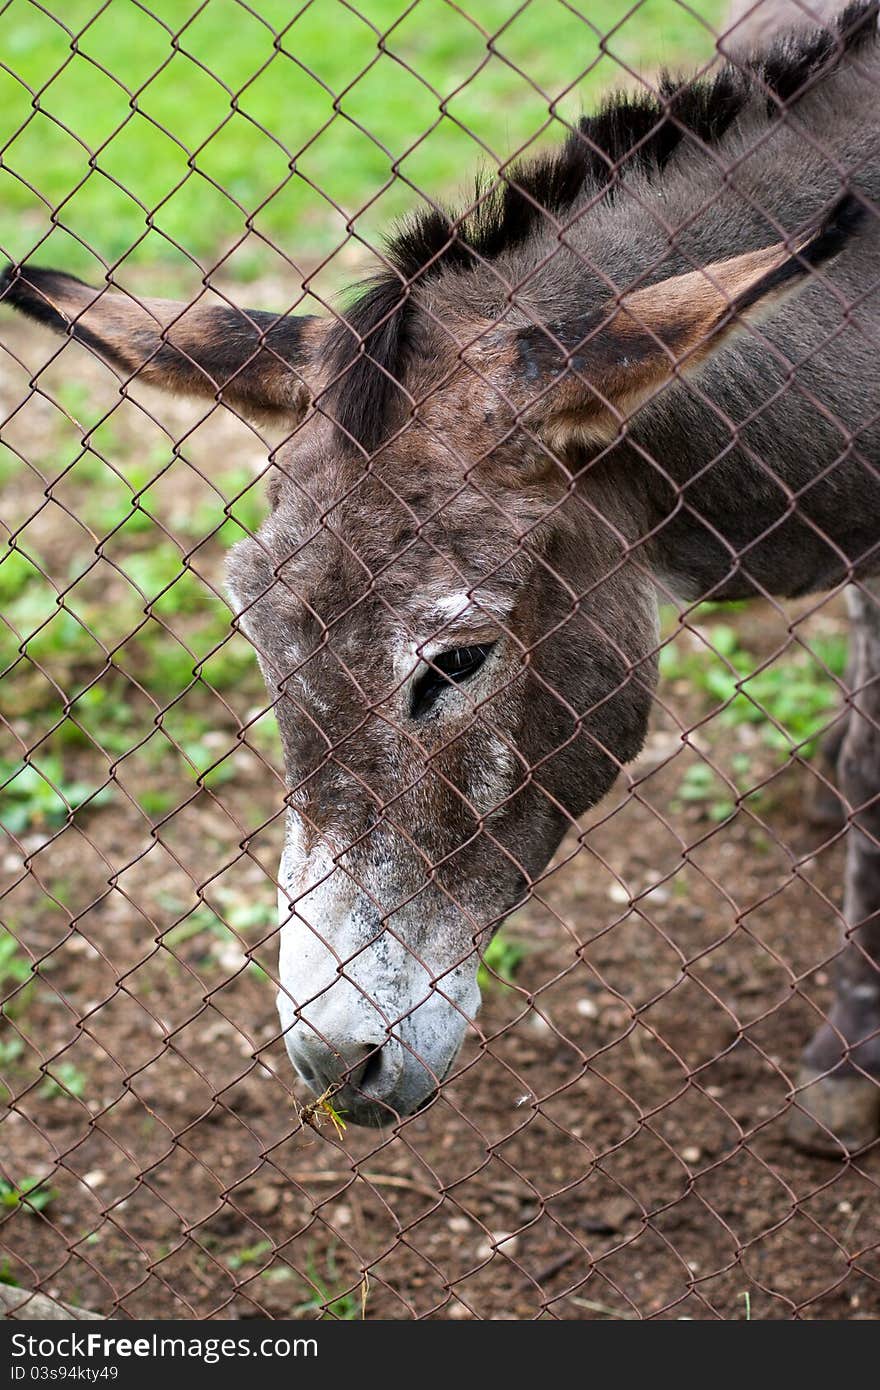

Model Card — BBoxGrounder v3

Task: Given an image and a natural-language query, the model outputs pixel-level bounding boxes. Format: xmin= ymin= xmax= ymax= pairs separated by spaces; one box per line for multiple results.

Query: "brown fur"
xmin=3 ymin=6 xmax=879 ymax=1138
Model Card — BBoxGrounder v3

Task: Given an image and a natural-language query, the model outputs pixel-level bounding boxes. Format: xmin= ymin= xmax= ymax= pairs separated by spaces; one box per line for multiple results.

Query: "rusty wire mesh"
xmin=1 ymin=0 xmax=879 ymax=1321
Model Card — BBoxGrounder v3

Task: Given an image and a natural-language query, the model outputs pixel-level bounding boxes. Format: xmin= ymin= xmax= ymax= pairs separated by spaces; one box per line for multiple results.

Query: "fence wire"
xmin=1 ymin=0 xmax=879 ymax=1320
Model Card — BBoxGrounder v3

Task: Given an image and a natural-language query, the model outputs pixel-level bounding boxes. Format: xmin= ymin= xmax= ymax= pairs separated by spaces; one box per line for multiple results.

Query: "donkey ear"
xmin=503 ymin=194 xmax=864 ymax=448
xmin=0 ymin=264 xmax=321 ymax=425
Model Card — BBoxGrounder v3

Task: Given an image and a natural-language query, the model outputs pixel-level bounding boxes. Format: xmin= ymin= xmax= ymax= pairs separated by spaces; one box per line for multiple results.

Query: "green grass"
xmin=660 ymin=609 xmax=849 ymax=819
xmin=292 ymin=1249 xmax=366 ymax=1320
xmin=1 ymin=0 xmax=727 ymax=286
xmin=227 ymin=1238 xmax=272 ymax=1271
xmin=0 ymin=931 xmax=32 ymax=1001
xmin=660 ymin=617 xmax=848 ymax=756
xmin=39 ymin=1060 xmax=87 ymax=1100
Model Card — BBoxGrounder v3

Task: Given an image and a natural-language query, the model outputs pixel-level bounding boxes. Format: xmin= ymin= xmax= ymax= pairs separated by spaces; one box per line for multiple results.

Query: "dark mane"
xmin=323 ymin=0 xmax=877 ymax=456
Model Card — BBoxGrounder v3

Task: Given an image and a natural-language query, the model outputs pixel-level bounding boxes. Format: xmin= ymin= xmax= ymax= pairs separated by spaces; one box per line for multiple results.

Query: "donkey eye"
xmin=410 ymin=644 xmax=495 ymax=718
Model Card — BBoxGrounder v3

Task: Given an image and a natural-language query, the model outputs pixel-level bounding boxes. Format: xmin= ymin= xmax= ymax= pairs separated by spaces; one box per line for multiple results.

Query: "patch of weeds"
xmin=479 ymin=931 xmax=526 ymax=990
xmin=0 ymin=1038 xmax=24 ymax=1067
xmin=222 ymin=901 xmax=276 ymax=933
xmin=227 ymin=1239 xmax=272 ymax=1271
xmin=160 ymin=905 xmax=225 ymax=951
xmin=260 ymin=1265 xmax=295 ymax=1284
xmin=58 ymin=683 xmax=138 ymax=756
xmin=0 ymin=1258 xmax=20 ymax=1286
xmin=0 ymin=932 xmax=33 ymax=1017
xmin=0 ymin=755 xmax=113 ymax=835
xmin=159 ymin=904 xmax=248 ymax=971
xmin=0 ymin=548 xmax=45 ymax=606
xmin=292 ymin=1250 xmax=366 ymax=1320
xmin=660 ymin=620 xmax=847 ymax=760
xmin=39 ymin=1062 xmax=87 ymax=1101
xmin=674 ymin=763 xmax=735 ymax=823
xmin=673 ymin=752 xmax=764 ymax=823
xmin=0 ymin=1177 xmax=56 ymax=1214
xmin=135 ymin=786 xmax=179 ymax=819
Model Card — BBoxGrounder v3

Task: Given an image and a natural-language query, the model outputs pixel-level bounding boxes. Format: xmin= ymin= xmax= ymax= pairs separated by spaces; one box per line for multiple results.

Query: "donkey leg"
xmin=788 ymin=585 xmax=880 ymax=1156
xmin=806 ymin=641 xmax=857 ymax=830
xmin=807 ymin=704 xmax=848 ymax=829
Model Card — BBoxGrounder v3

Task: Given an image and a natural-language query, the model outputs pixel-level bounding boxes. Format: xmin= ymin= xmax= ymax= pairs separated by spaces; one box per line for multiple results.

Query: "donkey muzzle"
xmin=279 ymin=984 xmax=472 ymax=1125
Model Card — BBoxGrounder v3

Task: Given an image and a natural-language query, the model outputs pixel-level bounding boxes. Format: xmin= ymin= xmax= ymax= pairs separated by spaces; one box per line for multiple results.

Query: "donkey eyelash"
xmin=409 ymin=643 xmax=495 ymax=718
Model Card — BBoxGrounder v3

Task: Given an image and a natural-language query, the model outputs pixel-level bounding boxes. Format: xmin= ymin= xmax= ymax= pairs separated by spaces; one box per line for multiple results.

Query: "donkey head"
xmin=2 ymin=195 xmax=856 ymax=1123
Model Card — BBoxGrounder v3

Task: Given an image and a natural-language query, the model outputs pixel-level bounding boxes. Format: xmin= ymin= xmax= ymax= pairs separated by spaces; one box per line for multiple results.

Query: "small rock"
xmin=247 ymin=1186 xmax=280 ymax=1218
xmin=216 ymin=943 xmax=247 ymax=973
xmin=67 ymin=936 xmax=98 ymax=957
xmin=201 ymin=732 xmax=231 ymax=751
xmin=607 ymin=882 xmax=630 ymax=905
xmin=575 ymin=997 xmax=598 ymax=1019
xmin=602 ymin=1008 xmax=628 ymax=1031
xmin=82 ymin=1170 xmax=106 ymax=1190
xmin=582 ymin=1197 xmax=636 ymax=1234
xmin=476 ymin=1230 xmax=519 ymax=1260
xmin=448 ymin=1301 xmax=471 ymax=1319
xmin=641 ymin=885 xmax=669 ymax=907
xmin=528 ymin=1011 xmax=551 ymax=1035
xmin=681 ymin=1145 xmax=702 ymax=1165
xmin=448 ymin=1216 xmax=470 ymax=1234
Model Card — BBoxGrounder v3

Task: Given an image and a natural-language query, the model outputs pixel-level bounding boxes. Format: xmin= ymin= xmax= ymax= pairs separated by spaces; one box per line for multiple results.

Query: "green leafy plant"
xmin=0 ymin=933 xmax=33 ymax=1023
xmin=39 ymin=1062 xmax=87 ymax=1101
xmin=479 ymin=931 xmax=526 ymax=990
xmin=660 ymin=617 xmax=848 ymax=759
xmin=291 ymin=1250 xmax=366 ymax=1320
xmin=0 ymin=756 xmax=113 ymax=836
xmin=0 ymin=1178 xmax=56 ymax=1214
xmin=227 ymin=1239 xmax=272 ymax=1271
xmin=675 ymin=763 xmax=735 ymax=823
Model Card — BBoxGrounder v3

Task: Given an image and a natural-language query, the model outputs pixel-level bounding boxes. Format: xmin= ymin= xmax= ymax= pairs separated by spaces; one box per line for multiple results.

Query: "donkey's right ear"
xmin=0 ymin=264 xmax=322 ymax=425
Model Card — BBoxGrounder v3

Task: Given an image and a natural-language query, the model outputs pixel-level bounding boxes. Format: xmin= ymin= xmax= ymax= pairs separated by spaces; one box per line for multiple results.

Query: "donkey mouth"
xmin=314 ymin=1043 xmax=462 ymax=1128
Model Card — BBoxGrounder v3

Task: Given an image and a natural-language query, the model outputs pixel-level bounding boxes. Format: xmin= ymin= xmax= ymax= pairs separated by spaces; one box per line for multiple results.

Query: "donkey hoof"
xmin=787 ymin=1068 xmax=880 ymax=1157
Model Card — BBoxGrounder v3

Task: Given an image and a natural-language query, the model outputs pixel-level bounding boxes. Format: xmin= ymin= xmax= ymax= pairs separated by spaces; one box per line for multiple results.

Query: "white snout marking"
xmin=274 ymin=815 xmax=480 ymax=1110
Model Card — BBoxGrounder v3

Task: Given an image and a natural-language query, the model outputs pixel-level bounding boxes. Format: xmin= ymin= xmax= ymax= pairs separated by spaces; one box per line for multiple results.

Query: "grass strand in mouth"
xmin=297 ymin=1086 xmax=348 ymax=1141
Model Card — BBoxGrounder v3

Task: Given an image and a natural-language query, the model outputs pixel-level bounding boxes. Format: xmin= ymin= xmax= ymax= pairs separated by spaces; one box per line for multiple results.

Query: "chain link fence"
xmin=1 ymin=0 xmax=879 ymax=1320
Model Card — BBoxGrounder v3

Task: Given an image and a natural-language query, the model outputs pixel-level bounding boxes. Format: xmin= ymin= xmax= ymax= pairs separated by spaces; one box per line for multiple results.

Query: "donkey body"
xmin=4 ymin=5 xmax=880 ymax=1152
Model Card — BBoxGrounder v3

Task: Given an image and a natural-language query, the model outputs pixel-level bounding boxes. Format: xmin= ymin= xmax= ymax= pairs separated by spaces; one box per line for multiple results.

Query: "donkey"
xmin=3 ymin=4 xmax=879 ymax=1154
xmin=724 ymin=0 xmax=855 ymax=53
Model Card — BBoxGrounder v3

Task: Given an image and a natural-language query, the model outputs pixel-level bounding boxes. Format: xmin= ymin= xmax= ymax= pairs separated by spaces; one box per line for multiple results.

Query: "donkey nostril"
xmin=343 ymin=1043 xmax=382 ymax=1093
xmin=356 ymin=1046 xmax=386 ymax=1095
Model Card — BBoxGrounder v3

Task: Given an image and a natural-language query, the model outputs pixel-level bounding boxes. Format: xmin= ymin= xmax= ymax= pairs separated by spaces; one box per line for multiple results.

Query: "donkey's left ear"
xmin=0 ymin=264 xmax=323 ymax=425
xmin=494 ymin=193 xmax=865 ymax=448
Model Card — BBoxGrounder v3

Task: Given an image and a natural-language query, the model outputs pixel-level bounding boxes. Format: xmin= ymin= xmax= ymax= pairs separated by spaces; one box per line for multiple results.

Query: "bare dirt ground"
xmin=2 ymin=312 xmax=879 ymax=1321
